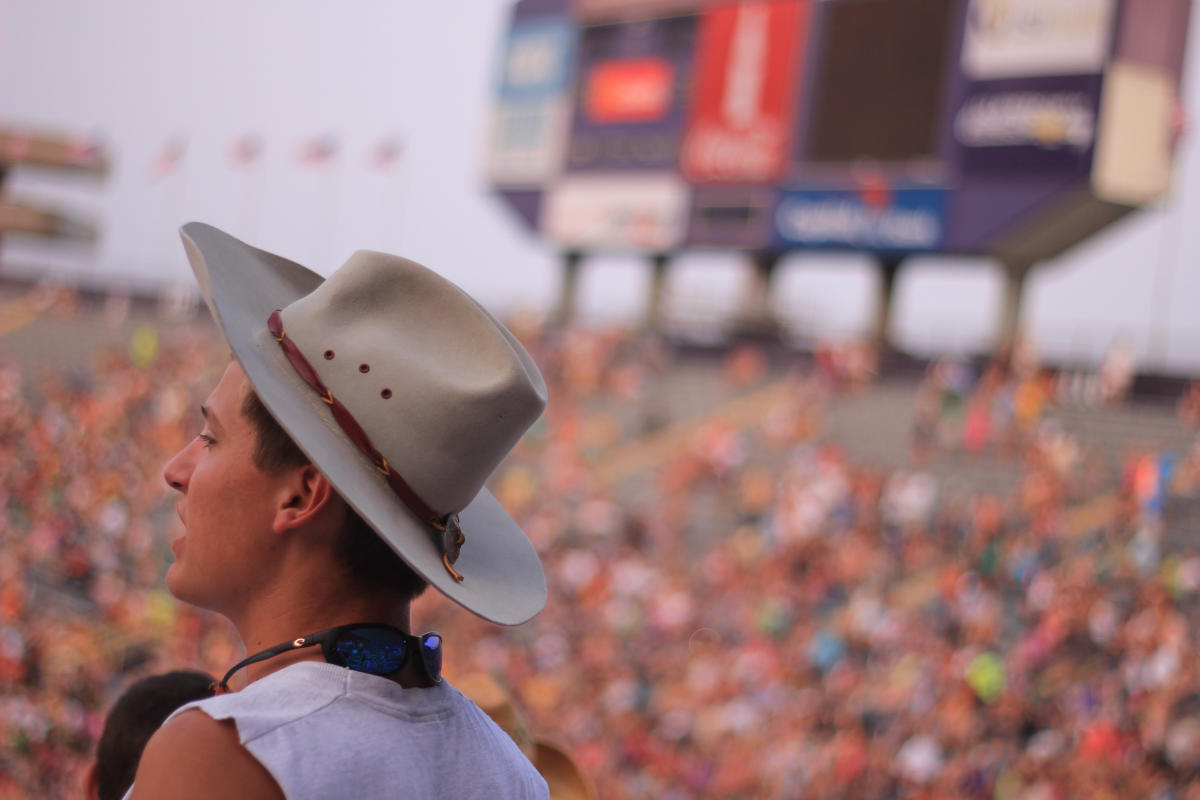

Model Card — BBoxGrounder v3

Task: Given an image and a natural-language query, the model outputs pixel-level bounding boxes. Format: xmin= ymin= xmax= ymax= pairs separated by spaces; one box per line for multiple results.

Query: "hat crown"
xmin=280 ymin=250 xmax=547 ymax=515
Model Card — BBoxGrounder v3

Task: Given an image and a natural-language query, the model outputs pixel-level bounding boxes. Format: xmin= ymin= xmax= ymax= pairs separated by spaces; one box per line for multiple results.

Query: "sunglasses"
xmin=217 ymin=623 xmax=442 ymax=692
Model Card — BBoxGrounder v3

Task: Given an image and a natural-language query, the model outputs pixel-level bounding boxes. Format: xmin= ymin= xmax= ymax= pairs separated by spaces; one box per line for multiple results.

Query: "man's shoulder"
xmin=129 ymin=709 xmax=285 ymax=800
xmin=129 ymin=680 xmax=546 ymax=800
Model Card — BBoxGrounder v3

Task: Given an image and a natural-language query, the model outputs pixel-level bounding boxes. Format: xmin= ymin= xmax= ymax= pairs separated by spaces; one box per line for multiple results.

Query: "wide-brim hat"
xmin=178 ymin=222 xmax=547 ymax=625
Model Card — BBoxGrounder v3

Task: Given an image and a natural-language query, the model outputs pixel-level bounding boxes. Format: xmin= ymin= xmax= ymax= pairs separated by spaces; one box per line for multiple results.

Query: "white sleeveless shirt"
xmin=125 ymin=661 xmax=548 ymax=800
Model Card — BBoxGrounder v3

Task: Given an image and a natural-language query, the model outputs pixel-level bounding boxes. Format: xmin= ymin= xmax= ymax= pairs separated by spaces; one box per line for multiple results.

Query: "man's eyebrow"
xmin=199 ymin=404 xmax=223 ymax=432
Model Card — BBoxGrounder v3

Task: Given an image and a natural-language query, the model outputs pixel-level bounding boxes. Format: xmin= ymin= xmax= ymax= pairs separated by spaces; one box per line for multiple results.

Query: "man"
xmin=129 ymin=223 xmax=550 ymax=799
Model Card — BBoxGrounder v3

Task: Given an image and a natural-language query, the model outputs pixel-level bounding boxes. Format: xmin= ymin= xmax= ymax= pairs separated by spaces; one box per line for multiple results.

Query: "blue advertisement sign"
xmin=488 ymin=16 xmax=577 ymax=186
xmin=773 ymin=187 xmax=949 ymax=253
xmin=497 ymin=17 xmax=576 ymax=103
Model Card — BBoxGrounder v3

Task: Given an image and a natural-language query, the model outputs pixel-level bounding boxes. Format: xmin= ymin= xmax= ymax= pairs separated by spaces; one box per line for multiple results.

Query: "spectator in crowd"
xmin=456 ymin=672 xmax=596 ymax=800
xmin=84 ymin=670 xmax=214 ymax=800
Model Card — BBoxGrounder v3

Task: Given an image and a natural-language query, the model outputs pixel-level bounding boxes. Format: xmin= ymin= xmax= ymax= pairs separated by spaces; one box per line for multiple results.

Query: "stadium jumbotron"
xmin=486 ymin=0 xmax=1190 ymax=344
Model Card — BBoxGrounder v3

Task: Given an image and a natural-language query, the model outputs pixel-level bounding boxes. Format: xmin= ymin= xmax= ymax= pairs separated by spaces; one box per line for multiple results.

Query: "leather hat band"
xmin=267 ymin=310 xmax=465 ymax=581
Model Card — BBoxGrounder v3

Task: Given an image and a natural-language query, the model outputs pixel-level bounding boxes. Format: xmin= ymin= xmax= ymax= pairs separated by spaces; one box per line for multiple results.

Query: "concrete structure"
xmin=0 ymin=128 xmax=107 ymax=244
xmin=487 ymin=0 xmax=1192 ymax=349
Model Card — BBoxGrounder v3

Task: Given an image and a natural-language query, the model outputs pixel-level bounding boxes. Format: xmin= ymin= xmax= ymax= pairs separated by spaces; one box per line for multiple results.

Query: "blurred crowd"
xmin=2 ymin=293 xmax=1199 ymax=799
xmin=910 ymin=334 xmax=1200 ymax=463
xmin=0 ymin=296 xmax=238 ymax=798
xmin=434 ymin=330 xmax=1200 ymax=799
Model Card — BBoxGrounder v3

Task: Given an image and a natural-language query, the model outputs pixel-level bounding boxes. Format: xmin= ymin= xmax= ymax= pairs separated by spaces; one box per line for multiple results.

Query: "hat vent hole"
xmin=323 ymin=350 xmax=335 ymax=360
xmin=359 ymin=363 xmax=370 ymax=373
xmin=381 ymin=388 xmax=392 ymax=399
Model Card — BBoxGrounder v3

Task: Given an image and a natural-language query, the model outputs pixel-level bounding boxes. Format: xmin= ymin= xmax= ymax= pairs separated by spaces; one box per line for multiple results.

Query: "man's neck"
xmin=225 ymin=593 xmax=413 ymax=690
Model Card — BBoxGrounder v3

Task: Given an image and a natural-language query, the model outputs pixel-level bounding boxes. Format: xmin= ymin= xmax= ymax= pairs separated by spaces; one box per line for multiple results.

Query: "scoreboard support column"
xmin=873 ymin=257 xmax=904 ymax=349
xmin=998 ymin=259 xmax=1031 ymax=348
xmin=556 ymin=250 xmax=584 ymax=328
xmin=643 ymin=252 xmax=671 ymax=333
xmin=733 ymin=251 xmax=782 ymax=339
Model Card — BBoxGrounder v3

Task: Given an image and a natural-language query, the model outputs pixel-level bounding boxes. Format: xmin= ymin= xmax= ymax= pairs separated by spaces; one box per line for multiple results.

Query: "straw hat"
xmin=178 ymin=223 xmax=548 ymax=624
xmin=455 ymin=673 xmax=596 ymax=800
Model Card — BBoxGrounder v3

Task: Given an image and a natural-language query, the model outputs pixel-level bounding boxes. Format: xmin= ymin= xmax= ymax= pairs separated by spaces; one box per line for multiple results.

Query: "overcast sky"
xmin=2 ymin=0 xmax=1198 ymax=372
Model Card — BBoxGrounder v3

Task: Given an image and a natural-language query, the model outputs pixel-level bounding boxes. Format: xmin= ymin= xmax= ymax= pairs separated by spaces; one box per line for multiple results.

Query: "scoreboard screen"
xmin=806 ymin=0 xmax=957 ymax=163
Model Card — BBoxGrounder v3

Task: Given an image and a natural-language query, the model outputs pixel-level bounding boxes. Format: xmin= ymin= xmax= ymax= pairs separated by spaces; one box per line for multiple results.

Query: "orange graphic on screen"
xmin=585 ymin=58 xmax=676 ymax=123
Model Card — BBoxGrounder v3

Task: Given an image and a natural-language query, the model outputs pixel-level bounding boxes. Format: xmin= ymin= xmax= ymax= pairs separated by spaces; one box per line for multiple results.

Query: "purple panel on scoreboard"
xmin=514 ymin=0 xmax=571 ymax=18
xmin=686 ymin=186 xmax=776 ymax=249
xmin=951 ymin=73 xmax=1103 ymax=175
xmin=496 ymin=189 xmax=544 ymax=232
xmin=942 ymin=174 xmax=1084 ymax=253
xmin=566 ymin=15 xmax=698 ymax=171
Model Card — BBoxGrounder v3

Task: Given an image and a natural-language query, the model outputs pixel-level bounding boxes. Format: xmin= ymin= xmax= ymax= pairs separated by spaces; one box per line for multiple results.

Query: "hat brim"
xmin=179 ymin=222 xmax=546 ymax=625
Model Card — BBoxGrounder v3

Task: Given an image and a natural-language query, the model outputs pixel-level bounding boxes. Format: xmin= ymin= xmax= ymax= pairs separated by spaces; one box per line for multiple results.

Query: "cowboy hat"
xmin=455 ymin=673 xmax=597 ymax=800
xmin=178 ymin=222 xmax=548 ymax=625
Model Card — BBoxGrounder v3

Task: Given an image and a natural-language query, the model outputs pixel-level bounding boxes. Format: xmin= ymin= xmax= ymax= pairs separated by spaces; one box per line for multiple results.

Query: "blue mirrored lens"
xmin=333 ymin=628 xmax=407 ymax=675
xmin=421 ymin=633 xmax=442 ymax=680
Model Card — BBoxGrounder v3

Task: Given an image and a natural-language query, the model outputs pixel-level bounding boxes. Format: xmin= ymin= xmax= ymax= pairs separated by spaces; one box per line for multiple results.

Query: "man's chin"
xmin=164 ymin=566 xmax=231 ymax=617
xmin=164 ymin=563 xmax=202 ymax=607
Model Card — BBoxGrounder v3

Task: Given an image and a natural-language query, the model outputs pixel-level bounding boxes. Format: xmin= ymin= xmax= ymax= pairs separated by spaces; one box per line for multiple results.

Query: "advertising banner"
xmin=961 ymin=0 xmax=1116 ymax=80
xmin=953 ymin=74 xmax=1102 ymax=173
xmin=487 ymin=17 xmax=576 ymax=186
xmin=681 ymin=1 xmax=810 ymax=184
xmin=773 ymin=186 xmax=949 ymax=252
xmin=567 ymin=16 xmax=697 ymax=171
xmin=541 ymin=173 xmax=690 ymax=250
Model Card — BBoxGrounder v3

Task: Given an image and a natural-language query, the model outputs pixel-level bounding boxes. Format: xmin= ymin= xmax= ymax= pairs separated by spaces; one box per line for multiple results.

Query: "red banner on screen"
xmin=682 ymin=0 xmax=810 ymax=183
xmin=585 ymin=58 xmax=676 ymax=123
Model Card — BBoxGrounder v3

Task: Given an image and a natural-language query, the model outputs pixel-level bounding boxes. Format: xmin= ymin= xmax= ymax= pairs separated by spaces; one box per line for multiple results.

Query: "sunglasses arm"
xmin=216 ymin=636 xmax=320 ymax=692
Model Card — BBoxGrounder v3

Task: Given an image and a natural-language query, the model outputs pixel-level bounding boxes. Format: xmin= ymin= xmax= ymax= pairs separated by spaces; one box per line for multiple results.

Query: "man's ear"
xmin=272 ymin=465 xmax=338 ymax=535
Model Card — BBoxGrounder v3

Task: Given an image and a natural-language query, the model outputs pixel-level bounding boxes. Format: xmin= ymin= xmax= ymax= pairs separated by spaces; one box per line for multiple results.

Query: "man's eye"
xmin=198 ymin=434 xmax=216 ymax=448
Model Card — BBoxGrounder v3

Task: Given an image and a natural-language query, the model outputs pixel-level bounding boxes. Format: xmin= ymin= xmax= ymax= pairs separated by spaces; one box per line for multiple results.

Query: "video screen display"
xmin=566 ymin=16 xmax=697 ymax=171
xmin=806 ymin=0 xmax=957 ymax=163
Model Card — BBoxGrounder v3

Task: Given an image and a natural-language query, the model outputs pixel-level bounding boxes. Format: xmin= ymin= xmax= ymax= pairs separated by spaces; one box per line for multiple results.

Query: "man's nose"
xmin=163 ymin=444 xmax=193 ymax=492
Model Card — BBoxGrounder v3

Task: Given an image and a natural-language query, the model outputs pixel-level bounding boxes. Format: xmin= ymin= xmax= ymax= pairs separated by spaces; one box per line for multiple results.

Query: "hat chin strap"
xmin=268 ymin=310 xmax=465 ymax=583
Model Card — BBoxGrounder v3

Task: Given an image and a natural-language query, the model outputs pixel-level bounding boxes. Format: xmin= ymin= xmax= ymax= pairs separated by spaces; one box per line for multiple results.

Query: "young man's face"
xmin=162 ymin=361 xmax=291 ymax=613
